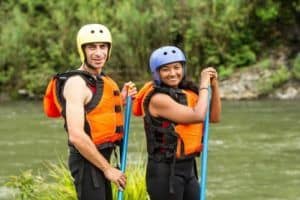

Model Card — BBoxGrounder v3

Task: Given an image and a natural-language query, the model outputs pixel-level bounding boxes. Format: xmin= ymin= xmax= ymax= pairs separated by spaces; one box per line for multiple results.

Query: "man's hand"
xmin=121 ymin=81 xmax=137 ymax=102
xmin=103 ymin=166 xmax=127 ymax=190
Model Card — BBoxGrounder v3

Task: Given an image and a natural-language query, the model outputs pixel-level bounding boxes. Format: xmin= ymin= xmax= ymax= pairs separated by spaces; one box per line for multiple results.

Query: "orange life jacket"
xmin=133 ymin=82 xmax=203 ymax=160
xmin=43 ymin=70 xmax=123 ymax=146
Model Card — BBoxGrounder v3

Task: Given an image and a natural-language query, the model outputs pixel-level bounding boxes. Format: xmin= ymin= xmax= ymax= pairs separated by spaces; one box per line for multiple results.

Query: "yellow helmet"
xmin=76 ymin=24 xmax=112 ymax=63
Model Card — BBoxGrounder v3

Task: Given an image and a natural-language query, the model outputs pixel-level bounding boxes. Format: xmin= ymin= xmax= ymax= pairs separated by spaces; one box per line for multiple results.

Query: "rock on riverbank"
xmin=219 ymin=63 xmax=300 ymax=100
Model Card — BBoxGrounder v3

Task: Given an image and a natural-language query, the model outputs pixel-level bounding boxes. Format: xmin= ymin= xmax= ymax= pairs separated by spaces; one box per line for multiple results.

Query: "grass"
xmin=6 ymin=159 xmax=148 ymax=200
xmin=6 ymin=166 xmax=76 ymax=200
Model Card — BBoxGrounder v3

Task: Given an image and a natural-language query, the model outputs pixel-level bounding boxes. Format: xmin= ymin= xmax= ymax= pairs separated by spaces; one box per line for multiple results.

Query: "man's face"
xmin=84 ymin=42 xmax=109 ymax=69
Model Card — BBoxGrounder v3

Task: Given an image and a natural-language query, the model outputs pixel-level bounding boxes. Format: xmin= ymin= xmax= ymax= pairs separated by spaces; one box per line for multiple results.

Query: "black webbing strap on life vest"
xmin=54 ymin=70 xmax=97 ymax=117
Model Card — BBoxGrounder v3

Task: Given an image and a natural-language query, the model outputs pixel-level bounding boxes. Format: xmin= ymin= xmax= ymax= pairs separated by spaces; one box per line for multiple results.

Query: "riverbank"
xmin=219 ymin=57 xmax=300 ymax=100
xmin=1 ymin=79 xmax=299 ymax=102
xmin=220 ymin=76 xmax=300 ymax=100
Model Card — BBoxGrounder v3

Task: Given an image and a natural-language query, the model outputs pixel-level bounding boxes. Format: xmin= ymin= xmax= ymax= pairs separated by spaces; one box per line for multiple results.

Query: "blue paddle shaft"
xmin=120 ymin=96 xmax=132 ymax=172
xmin=118 ymin=96 xmax=132 ymax=200
xmin=200 ymin=87 xmax=211 ymax=200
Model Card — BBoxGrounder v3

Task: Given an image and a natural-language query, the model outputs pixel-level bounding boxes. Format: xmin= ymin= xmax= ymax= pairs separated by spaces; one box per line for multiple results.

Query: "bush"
xmin=6 ymin=161 xmax=76 ymax=200
xmin=0 ymin=0 xmax=299 ymax=97
xmin=6 ymin=160 xmax=148 ymax=200
xmin=292 ymin=53 xmax=300 ymax=80
xmin=258 ymin=64 xmax=291 ymax=94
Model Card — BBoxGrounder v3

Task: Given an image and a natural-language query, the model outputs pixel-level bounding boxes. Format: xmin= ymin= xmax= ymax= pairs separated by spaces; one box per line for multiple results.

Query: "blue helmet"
xmin=149 ymin=46 xmax=186 ymax=85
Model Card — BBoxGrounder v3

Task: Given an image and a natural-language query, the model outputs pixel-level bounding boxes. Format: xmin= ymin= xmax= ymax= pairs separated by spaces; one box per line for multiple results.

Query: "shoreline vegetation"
xmin=5 ymin=160 xmax=148 ymax=200
xmin=1 ymin=1 xmax=299 ymax=100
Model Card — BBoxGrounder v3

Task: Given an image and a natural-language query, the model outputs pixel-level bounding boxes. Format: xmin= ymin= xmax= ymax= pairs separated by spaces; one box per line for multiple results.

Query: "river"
xmin=0 ymin=100 xmax=299 ymax=200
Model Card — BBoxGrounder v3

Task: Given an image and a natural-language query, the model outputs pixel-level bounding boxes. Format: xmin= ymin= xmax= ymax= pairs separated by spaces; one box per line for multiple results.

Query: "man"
xmin=44 ymin=23 xmax=137 ymax=200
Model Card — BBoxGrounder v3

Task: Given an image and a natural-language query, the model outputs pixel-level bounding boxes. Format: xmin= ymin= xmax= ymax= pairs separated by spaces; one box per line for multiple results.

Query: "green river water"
xmin=0 ymin=100 xmax=299 ymax=199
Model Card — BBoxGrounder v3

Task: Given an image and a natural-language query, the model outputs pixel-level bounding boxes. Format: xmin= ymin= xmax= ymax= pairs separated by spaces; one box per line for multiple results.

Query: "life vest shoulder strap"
xmin=143 ymin=86 xmax=187 ymax=118
xmin=56 ymin=70 xmax=96 ymax=86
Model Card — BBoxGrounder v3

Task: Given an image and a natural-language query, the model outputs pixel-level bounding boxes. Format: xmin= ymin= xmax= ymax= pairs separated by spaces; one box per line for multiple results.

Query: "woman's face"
xmin=159 ymin=62 xmax=183 ymax=87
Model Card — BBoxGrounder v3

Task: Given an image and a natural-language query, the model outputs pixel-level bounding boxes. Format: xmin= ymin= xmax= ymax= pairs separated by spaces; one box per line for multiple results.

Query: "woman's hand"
xmin=200 ymin=67 xmax=218 ymax=88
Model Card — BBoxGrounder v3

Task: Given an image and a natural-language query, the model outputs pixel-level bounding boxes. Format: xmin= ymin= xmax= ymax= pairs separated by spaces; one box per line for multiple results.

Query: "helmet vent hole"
xmin=99 ymin=30 xmax=103 ymax=33
xmin=172 ymin=50 xmax=176 ymax=53
xmin=163 ymin=52 xmax=167 ymax=55
xmin=91 ymin=30 xmax=95 ymax=33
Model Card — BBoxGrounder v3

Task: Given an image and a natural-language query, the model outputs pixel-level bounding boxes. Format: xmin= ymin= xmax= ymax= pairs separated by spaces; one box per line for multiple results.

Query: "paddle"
xmin=117 ymin=95 xmax=132 ymax=200
xmin=200 ymin=86 xmax=211 ymax=200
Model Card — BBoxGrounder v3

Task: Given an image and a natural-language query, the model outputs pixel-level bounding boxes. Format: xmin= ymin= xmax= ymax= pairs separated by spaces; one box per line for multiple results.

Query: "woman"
xmin=133 ymin=46 xmax=221 ymax=200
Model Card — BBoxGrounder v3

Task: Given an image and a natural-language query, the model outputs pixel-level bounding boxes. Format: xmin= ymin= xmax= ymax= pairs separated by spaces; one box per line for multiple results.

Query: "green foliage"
xmin=6 ymin=170 xmax=46 ymax=200
xmin=258 ymin=65 xmax=291 ymax=94
xmin=7 ymin=170 xmax=37 ymax=200
xmin=292 ymin=53 xmax=300 ymax=80
xmin=44 ymin=162 xmax=77 ymax=200
xmin=218 ymin=65 xmax=234 ymax=79
xmin=112 ymin=158 xmax=148 ymax=200
xmin=257 ymin=58 xmax=272 ymax=69
xmin=270 ymin=65 xmax=290 ymax=86
xmin=6 ymin=161 xmax=76 ymax=200
xmin=6 ymin=160 xmax=147 ymax=200
xmin=0 ymin=0 xmax=299 ymax=97
xmin=255 ymin=0 xmax=280 ymax=22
